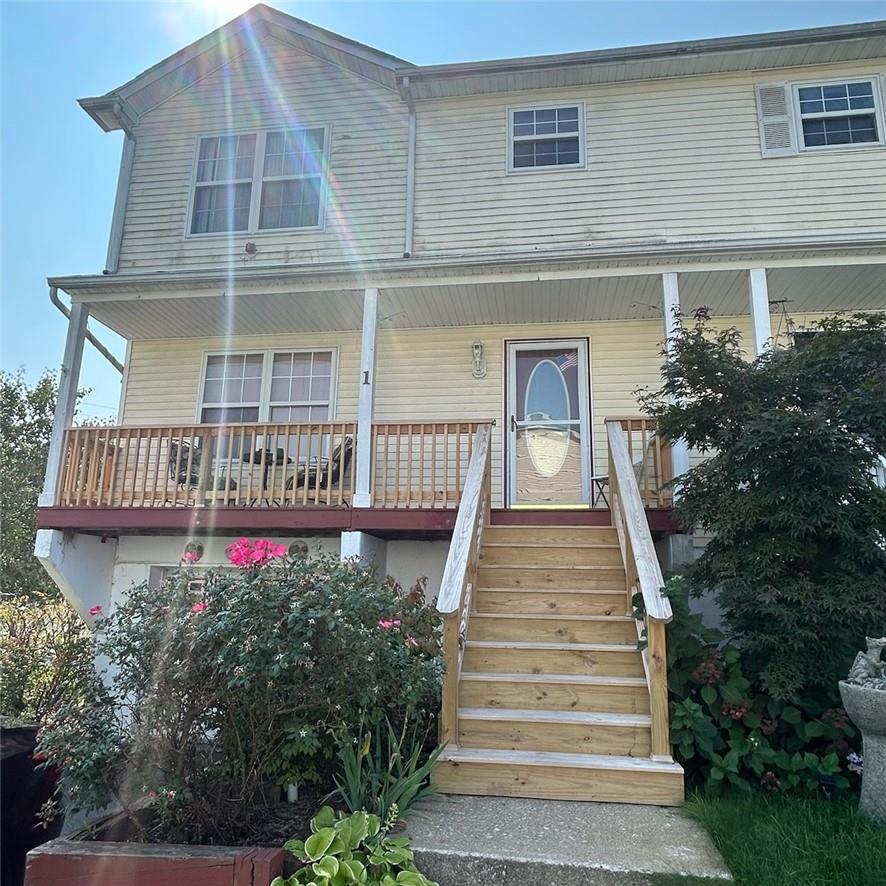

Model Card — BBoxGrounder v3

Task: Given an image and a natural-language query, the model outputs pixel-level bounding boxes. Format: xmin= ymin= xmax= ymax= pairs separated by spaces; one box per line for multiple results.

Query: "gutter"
xmin=49 ymin=287 xmax=124 ymax=373
xmin=47 ymin=232 xmax=886 ymax=294
xmin=398 ymin=76 xmax=417 ymax=258
xmin=104 ymin=133 xmax=135 ymax=274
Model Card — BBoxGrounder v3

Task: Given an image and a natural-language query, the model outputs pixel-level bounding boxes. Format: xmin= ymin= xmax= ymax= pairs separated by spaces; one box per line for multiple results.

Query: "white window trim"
xmin=195 ymin=347 xmax=339 ymax=424
xmin=184 ymin=125 xmax=332 ymax=239
xmin=506 ymin=102 xmax=586 ymax=174
xmin=790 ymin=75 xmax=885 ymax=153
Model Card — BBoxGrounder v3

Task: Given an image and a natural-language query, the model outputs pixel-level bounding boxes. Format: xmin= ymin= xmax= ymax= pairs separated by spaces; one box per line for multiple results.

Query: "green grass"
xmin=655 ymin=792 xmax=886 ymax=886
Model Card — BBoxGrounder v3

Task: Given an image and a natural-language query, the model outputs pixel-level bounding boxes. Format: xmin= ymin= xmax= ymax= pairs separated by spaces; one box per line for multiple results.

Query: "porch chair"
xmin=285 ymin=436 xmax=354 ymax=494
xmin=168 ymin=439 xmax=236 ymax=503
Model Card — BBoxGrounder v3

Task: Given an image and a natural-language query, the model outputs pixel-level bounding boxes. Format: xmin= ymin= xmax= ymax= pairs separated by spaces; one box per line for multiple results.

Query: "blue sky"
xmin=3 ymin=0 xmax=885 ymax=420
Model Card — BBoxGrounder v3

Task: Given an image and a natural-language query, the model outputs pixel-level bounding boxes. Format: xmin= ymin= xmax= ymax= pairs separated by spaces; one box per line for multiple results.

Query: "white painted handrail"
xmin=437 ymin=423 xmax=492 ymax=615
xmin=606 ymin=420 xmax=672 ymax=622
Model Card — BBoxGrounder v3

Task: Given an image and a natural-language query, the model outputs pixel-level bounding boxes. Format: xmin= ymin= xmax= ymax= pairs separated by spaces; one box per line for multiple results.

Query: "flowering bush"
xmin=666 ymin=577 xmax=860 ymax=796
xmin=38 ymin=544 xmax=442 ymax=845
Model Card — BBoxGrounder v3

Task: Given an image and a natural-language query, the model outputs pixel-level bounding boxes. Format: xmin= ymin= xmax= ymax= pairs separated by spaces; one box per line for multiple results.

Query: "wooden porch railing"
xmin=54 ymin=420 xmax=490 ymax=510
xmin=606 ymin=418 xmax=674 ymax=760
xmin=606 ymin=416 xmax=674 ymax=508
xmin=436 ymin=423 xmax=493 ymax=747
xmin=370 ymin=421 xmax=485 ymax=509
xmin=56 ymin=423 xmax=357 ymax=508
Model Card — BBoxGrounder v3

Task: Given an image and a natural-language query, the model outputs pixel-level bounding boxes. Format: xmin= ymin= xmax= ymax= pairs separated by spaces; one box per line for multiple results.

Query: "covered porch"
xmin=37 ymin=249 xmax=886 ymax=535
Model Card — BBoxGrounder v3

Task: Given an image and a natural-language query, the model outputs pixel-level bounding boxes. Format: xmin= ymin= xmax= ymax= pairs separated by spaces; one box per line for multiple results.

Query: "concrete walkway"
xmin=406 ymin=795 xmax=731 ymax=885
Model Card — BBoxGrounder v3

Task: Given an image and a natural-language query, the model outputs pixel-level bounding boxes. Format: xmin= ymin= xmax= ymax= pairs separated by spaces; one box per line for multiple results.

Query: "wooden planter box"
xmin=25 ymin=834 xmax=285 ymax=886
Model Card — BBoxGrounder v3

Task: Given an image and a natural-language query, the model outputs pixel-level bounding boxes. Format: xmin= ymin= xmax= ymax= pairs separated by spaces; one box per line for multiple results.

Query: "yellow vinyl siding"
xmin=118 ymin=39 xmax=407 ymax=272
xmin=413 ymin=61 xmax=886 ymax=256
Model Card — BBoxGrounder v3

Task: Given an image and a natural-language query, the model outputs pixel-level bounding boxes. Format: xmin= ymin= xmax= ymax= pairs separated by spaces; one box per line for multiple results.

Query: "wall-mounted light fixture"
xmin=471 ymin=340 xmax=487 ymax=379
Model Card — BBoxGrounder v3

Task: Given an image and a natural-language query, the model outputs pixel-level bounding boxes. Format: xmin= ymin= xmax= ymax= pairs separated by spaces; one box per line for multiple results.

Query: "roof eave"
xmin=77 ymin=95 xmax=138 ymax=135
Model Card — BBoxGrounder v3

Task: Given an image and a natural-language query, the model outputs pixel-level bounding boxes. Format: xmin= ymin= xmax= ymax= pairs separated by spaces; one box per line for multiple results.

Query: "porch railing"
xmin=606 ymin=416 xmax=674 ymax=508
xmin=54 ymin=420 xmax=488 ymax=510
xmin=435 ymin=423 xmax=493 ymax=747
xmin=606 ymin=418 xmax=673 ymax=760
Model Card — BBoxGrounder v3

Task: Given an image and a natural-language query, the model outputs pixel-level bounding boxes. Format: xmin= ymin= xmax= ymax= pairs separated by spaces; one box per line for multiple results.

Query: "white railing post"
xmin=661 ymin=273 xmax=689 ymax=486
xmin=40 ymin=296 xmax=88 ymax=507
xmin=748 ymin=267 xmax=772 ymax=356
xmin=353 ymin=287 xmax=378 ymax=508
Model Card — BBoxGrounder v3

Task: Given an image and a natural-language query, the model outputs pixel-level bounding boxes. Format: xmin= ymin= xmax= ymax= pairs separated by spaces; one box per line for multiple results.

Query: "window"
xmin=198 ymin=349 xmax=335 ymax=423
xmin=189 ymin=127 xmax=329 ymax=235
xmin=794 ymin=79 xmax=882 ymax=150
xmin=508 ymin=105 xmax=584 ymax=171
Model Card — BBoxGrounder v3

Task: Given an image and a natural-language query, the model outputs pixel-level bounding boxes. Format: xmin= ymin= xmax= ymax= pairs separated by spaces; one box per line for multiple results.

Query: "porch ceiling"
xmin=85 ymin=263 xmax=886 ymax=341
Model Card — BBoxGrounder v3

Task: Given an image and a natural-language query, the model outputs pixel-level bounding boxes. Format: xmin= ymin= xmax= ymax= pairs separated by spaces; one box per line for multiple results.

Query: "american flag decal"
xmin=556 ymin=351 xmax=579 ymax=371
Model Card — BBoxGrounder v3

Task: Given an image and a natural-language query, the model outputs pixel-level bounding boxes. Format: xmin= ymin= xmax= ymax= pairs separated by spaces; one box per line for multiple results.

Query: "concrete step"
xmin=458 ymin=672 xmax=650 ymax=715
xmin=406 ymin=794 xmax=730 ymax=885
xmin=468 ymin=613 xmax=636 ymax=644
xmin=458 ymin=707 xmax=652 ymax=757
xmin=462 ymin=640 xmax=644 ymax=677
xmin=474 ymin=587 xmax=627 ymax=616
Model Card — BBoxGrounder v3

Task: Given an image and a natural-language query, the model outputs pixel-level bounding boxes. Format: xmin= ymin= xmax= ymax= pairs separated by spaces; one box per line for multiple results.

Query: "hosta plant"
xmin=273 ymin=806 xmax=437 ymax=886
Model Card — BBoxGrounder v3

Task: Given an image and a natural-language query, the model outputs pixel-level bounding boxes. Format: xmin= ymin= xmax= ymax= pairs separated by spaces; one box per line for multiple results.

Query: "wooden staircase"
xmin=434 ymin=524 xmax=684 ymax=805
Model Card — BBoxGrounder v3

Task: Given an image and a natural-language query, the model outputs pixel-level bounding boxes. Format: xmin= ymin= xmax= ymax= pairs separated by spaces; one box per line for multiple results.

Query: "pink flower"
xmin=182 ymin=550 xmax=201 ymax=564
xmin=378 ymin=619 xmax=401 ymax=630
xmin=146 ymin=790 xmax=157 ymax=800
xmin=191 ymin=602 xmax=207 ymax=614
xmin=405 ymin=634 xmax=419 ymax=648
xmin=89 ymin=605 xmax=102 ymax=617
xmin=226 ymin=537 xmax=287 ymax=568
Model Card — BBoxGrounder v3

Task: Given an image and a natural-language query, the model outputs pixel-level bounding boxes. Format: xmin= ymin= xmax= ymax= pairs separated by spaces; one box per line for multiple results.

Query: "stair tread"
xmin=480 ymin=564 xmax=623 ymax=571
xmin=459 ymin=672 xmax=647 ymax=686
xmin=477 ymin=586 xmax=627 ymax=594
xmin=470 ymin=613 xmax=633 ymax=623
xmin=440 ymin=746 xmax=681 ymax=773
xmin=487 ymin=525 xmax=616 ymax=530
xmin=465 ymin=640 xmax=638 ymax=651
xmin=482 ymin=542 xmax=620 ymax=550
xmin=459 ymin=707 xmax=651 ymax=727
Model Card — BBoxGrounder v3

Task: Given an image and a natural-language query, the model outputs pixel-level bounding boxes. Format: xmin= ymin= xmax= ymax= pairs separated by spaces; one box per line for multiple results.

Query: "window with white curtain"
xmin=189 ymin=127 xmax=329 ymax=235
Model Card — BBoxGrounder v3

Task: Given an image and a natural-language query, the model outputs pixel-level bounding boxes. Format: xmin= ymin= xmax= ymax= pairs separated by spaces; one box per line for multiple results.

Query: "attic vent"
xmin=755 ymin=83 xmax=797 ymax=157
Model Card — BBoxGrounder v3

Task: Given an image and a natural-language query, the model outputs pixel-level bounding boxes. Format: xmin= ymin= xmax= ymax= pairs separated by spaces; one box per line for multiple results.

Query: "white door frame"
xmin=506 ymin=338 xmax=592 ymax=506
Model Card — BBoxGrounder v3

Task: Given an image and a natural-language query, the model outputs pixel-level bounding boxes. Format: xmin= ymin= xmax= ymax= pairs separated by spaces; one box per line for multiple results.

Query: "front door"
xmin=506 ymin=340 xmax=592 ymax=506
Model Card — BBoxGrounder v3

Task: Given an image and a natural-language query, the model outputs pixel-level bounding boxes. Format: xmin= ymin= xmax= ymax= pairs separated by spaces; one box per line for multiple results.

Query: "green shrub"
xmin=0 ymin=595 xmax=93 ymax=722
xmin=333 ymin=714 xmax=444 ymax=824
xmin=640 ymin=312 xmax=886 ymax=699
xmin=38 ymin=547 xmax=442 ymax=845
xmin=274 ymin=806 xmax=438 ymax=886
xmin=666 ymin=577 xmax=859 ymax=796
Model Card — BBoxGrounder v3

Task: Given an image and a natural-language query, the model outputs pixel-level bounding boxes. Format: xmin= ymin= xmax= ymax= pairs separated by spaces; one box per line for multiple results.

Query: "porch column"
xmin=661 ymin=273 xmax=690 ymax=484
xmin=39 ymin=294 xmax=88 ymax=506
xmin=748 ymin=268 xmax=772 ymax=355
xmin=353 ymin=287 xmax=378 ymax=508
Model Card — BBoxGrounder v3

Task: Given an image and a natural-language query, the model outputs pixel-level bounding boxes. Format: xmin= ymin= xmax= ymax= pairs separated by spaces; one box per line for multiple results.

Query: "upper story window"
xmin=189 ymin=127 xmax=329 ymax=236
xmin=795 ymin=80 xmax=881 ymax=149
xmin=199 ymin=349 xmax=335 ymax=423
xmin=508 ymin=104 xmax=584 ymax=172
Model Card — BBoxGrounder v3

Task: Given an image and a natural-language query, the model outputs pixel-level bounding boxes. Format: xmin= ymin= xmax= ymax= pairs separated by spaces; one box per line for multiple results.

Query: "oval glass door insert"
xmin=524 ymin=359 xmax=571 ymax=477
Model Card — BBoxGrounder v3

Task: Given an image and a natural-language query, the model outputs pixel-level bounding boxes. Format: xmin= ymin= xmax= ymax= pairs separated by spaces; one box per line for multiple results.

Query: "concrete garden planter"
xmin=839 ymin=636 xmax=886 ymax=823
xmin=24 ymin=814 xmax=285 ymax=886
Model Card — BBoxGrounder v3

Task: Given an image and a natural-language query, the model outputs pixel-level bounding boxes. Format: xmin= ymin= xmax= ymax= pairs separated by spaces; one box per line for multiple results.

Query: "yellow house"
xmin=36 ymin=5 xmax=886 ymax=806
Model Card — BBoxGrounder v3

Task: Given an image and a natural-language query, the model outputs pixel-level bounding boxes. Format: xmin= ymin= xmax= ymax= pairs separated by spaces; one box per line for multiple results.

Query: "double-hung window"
xmin=508 ymin=104 xmax=584 ymax=171
xmin=794 ymin=79 xmax=883 ymax=149
xmin=199 ymin=349 xmax=336 ymax=424
xmin=189 ymin=127 xmax=329 ymax=235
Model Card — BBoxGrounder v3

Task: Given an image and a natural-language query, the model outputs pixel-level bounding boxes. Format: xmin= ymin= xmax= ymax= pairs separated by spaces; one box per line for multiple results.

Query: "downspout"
xmin=104 ymin=113 xmax=135 ymax=274
xmin=399 ymin=76 xmax=416 ymax=258
xmin=49 ymin=286 xmax=124 ymax=373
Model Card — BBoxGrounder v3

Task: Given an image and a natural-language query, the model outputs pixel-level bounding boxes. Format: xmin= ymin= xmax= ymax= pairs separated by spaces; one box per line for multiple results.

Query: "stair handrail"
xmin=436 ymin=422 xmax=493 ymax=746
xmin=605 ymin=418 xmax=673 ymax=760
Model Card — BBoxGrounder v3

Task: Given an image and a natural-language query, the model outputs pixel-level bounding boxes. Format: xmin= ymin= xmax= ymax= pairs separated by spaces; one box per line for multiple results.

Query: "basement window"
xmin=508 ymin=104 xmax=584 ymax=172
xmin=189 ymin=127 xmax=329 ymax=235
xmin=793 ymin=79 xmax=883 ymax=150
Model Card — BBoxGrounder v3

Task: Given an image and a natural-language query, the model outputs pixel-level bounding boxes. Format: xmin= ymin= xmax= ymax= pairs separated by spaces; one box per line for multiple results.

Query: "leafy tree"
xmin=640 ymin=312 xmax=886 ymax=700
xmin=1 ymin=370 xmax=59 ymax=600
